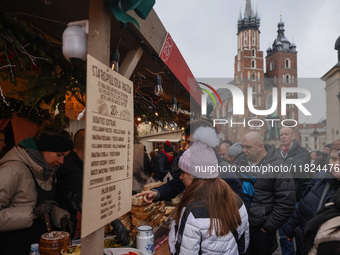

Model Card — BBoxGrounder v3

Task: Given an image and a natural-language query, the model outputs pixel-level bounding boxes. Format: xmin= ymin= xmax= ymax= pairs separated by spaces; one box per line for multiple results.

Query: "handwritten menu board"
xmin=81 ymin=55 xmax=133 ymax=238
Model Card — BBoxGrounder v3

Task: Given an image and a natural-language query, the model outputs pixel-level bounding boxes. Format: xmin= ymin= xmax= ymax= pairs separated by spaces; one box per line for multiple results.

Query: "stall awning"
xmin=159 ymin=33 xmax=202 ymax=106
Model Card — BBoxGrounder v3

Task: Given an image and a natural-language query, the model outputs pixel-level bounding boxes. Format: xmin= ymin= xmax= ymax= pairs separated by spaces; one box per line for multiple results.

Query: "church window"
xmin=252 ymin=96 xmax=257 ymax=106
xmin=285 ymin=58 xmax=291 ymax=68
xmin=252 ymin=84 xmax=256 ymax=93
xmin=252 ymin=72 xmax=256 ymax=81
xmin=251 ymin=59 xmax=256 ymax=68
xmin=244 ymin=31 xmax=248 ymax=46
xmin=252 ymin=31 xmax=255 ymax=46
xmin=266 ymin=94 xmax=272 ymax=109
xmin=285 ymin=74 xmax=291 ymax=84
xmin=252 ymin=48 xmax=256 ymax=57
xmin=270 ymin=62 xmax=274 ymax=71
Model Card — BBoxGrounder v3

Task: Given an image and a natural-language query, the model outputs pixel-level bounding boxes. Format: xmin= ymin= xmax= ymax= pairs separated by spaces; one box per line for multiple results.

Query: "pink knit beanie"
xmin=178 ymin=126 xmax=219 ymax=179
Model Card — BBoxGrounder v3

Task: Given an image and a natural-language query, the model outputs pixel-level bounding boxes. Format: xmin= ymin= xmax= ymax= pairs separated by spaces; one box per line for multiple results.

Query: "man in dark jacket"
xmin=55 ymin=129 xmax=129 ymax=243
xmin=152 ymin=141 xmax=173 ymax=181
xmin=277 ymin=127 xmax=311 ymax=255
xmin=278 ymin=127 xmax=311 ymax=201
xmin=234 ymin=131 xmax=295 ymax=255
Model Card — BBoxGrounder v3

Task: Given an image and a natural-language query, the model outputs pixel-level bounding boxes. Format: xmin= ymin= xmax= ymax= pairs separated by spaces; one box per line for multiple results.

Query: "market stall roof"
xmin=0 ymin=0 xmax=202 ymax=114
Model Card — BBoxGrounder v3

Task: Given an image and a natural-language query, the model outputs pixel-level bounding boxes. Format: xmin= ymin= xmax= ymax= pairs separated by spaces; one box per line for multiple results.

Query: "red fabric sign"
xmin=159 ymin=33 xmax=202 ymax=105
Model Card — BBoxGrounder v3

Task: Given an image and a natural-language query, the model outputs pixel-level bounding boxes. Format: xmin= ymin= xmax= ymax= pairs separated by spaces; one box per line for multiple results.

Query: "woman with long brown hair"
xmin=168 ymin=126 xmax=249 ymax=255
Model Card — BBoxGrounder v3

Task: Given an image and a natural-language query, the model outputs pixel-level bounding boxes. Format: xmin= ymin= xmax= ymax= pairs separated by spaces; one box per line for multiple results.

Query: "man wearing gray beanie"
xmin=228 ymin=142 xmax=243 ymax=163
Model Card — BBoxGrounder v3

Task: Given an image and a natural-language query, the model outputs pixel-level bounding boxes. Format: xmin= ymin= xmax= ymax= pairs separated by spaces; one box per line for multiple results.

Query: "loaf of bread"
xmin=131 ymin=203 xmax=155 ymax=214
xmin=143 ymin=181 xmax=164 ymax=191
xmin=164 ymin=206 xmax=176 ymax=216
xmin=132 ymin=206 xmax=157 ymax=220
xmin=131 ymin=194 xmax=145 ymax=206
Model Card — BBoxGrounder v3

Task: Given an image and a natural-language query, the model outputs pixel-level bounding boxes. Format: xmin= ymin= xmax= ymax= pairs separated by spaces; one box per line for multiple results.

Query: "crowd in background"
xmin=0 ymin=117 xmax=340 ymax=255
xmin=139 ymin=120 xmax=340 ymax=255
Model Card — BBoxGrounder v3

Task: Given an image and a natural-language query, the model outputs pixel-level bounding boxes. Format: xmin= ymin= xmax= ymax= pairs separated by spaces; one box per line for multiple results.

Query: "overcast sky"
xmin=154 ymin=0 xmax=340 ymax=123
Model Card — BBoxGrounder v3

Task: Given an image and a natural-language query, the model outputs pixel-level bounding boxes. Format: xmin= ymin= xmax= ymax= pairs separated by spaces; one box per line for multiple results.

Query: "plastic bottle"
xmin=29 ymin=243 xmax=40 ymax=255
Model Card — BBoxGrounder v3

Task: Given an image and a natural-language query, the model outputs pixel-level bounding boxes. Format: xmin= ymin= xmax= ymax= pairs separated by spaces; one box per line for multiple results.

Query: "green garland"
xmin=0 ymin=9 xmax=189 ymax=129
xmin=0 ymin=98 xmax=51 ymax=125
xmin=0 ymin=9 xmax=86 ymax=123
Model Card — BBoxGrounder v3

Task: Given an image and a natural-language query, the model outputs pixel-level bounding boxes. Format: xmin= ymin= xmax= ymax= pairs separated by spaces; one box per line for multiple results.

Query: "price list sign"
xmin=81 ymin=55 xmax=133 ymax=238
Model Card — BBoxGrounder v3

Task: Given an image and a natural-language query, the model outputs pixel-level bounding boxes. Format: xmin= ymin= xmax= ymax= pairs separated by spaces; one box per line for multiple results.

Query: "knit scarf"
xmin=19 ymin=137 xmax=57 ymax=180
xmin=162 ymin=150 xmax=174 ymax=164
xmin=25 ymin=148 xmax=57 ymax=180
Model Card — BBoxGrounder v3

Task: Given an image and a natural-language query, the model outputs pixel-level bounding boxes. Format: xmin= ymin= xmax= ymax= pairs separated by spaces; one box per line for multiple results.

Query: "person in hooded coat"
xmin=0 ymin=117 xmax=73 ymax=255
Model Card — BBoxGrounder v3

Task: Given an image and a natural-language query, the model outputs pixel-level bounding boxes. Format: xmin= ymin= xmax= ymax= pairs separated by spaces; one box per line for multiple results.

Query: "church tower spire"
xmin=244 ymin=0 xmax=253 ymax=18
xmin=237 ymin=0 xmax=260 ymax=33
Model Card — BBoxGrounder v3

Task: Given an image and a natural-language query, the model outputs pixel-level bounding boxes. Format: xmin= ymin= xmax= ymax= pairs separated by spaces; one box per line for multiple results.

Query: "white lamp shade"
xmin=62 ymin=26 xmax=87 ymax=60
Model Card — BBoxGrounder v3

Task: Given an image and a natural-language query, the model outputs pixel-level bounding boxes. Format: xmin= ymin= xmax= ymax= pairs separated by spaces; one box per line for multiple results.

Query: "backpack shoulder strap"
xmin=317 ymin=182 xmax=330 ymax=211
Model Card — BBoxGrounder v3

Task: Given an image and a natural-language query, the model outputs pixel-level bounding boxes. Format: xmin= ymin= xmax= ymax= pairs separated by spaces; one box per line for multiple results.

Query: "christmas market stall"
xmin=0 ymin=0 xmax=201 ymax=254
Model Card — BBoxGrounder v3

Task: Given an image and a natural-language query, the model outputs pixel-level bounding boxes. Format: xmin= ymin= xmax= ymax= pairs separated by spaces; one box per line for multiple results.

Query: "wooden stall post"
xmin=81 ymin=0 xmax=110 ymax=254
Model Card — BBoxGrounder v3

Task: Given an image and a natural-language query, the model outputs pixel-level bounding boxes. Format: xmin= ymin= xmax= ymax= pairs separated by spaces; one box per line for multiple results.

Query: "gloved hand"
xmin=33 ymin=200 xmax=58 ymax=218
xmin=60 ymin=217 xmax=74 ymax=235
xmin=111 ymin=219 xmax=130 ymax=246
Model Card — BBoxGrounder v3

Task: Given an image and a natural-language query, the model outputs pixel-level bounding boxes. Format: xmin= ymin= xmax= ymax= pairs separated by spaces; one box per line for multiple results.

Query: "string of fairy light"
xmin=0 ymin=8 xmax=190 ymax=130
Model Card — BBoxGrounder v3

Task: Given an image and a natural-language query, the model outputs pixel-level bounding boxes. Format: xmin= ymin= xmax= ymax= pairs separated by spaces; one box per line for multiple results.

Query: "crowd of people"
xmin=0 ymin=116 xmax=339 ymax=255
xmin=138 ymin=120 xmax=340 ymax=255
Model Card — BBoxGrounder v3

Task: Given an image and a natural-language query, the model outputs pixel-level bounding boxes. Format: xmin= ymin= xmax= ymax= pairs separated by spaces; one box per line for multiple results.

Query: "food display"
xmin=61 ymin=245 xmax=81 ymax=255
xmin=102 ymin=182 xmax=179 ymax=250
xmin=41 ymin=231 xmax=70 ymax=240
xmin=104 ymin=236 xmax=133 ymax=248
xmin=142 ymin=181 xmax=163 ymax=191
xmin=39 ymin=231 xmax=70 ymax=255
xmin=128 ymin=182 xmax=178 ymax=238
xmin=164 ymin=206 xmax=176 ymax=216
xmin=104 ymin=248 xmax=142 ymax=255
xmin=171 ymin=194 xmax=182 ymax=206
xmin=104 ymin=238 xmax=124 ymax=248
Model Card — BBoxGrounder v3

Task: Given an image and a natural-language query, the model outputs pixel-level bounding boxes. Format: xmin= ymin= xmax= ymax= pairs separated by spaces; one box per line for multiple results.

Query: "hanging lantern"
xmin=62 ymin=20 xmax=89 ymax=61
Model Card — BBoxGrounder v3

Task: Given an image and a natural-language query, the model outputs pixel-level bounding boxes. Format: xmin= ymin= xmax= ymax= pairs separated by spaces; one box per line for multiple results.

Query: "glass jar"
xmin=136 ymin=225 xmax=154 ymax=255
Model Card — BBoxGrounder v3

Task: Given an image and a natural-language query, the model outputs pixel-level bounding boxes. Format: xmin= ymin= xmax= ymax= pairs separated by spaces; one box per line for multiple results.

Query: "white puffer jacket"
xmin=169 ymin=201 xmax=249 ymax=255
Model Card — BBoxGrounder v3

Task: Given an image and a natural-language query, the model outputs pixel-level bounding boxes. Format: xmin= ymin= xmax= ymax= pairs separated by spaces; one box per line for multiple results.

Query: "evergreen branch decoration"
xmin=0 ymin=97 xmax=51 ymax=124
xmin=0 ymin=10 xmax=86 ymax=118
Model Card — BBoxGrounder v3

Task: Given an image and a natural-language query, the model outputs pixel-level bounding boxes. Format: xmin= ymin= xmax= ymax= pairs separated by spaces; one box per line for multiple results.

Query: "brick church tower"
xmin=226 ymin=0 xmax=298 ymax=143
xmin=266 ymin=16 xmax=298 ymax=122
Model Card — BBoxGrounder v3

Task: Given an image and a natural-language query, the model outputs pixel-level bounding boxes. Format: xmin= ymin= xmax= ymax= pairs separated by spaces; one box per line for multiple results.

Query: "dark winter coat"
xmin=283 ymin=172 xmax=340 ymax=243
xmin=300 ymin=191 xmax=340 ymax=255
xmin=234 ymin=144 xmax=296 ymax=233
xmin=152 ymin=151 xmax=171 ymax=181
xmin=278 ymin=139 xmax=312 ymax=201
xmin=143 ymin=152 xmax=152 ymax=177
xmin=55 ymin=150 xmax=83 ymax=231
xmin=154 ymin=149 xmax=243 ymax=201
